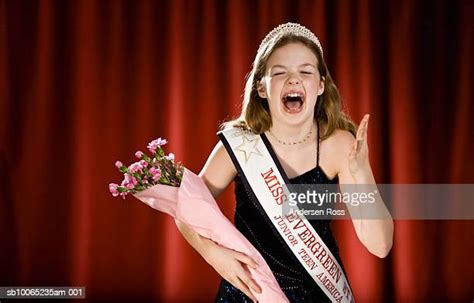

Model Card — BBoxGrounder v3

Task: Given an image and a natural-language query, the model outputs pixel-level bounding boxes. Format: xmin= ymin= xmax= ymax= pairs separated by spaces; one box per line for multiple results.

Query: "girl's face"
xmin=258 ymin=42 xmax=324 ymax=126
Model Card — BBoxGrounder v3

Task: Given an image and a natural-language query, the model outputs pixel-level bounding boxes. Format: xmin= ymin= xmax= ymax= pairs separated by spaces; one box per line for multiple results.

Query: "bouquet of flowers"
xmin=109 ymin=138 xmax=288 ymax=302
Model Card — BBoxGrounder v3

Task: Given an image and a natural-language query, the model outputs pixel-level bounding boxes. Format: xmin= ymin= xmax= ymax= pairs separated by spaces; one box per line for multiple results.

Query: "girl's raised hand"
xmin=348 ymin=114 xmax=371 ymax=178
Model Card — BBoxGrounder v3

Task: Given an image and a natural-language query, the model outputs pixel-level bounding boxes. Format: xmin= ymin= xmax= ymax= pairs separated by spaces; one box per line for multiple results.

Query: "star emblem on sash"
xmin=235 ymin=132 xmax=263 ymax=163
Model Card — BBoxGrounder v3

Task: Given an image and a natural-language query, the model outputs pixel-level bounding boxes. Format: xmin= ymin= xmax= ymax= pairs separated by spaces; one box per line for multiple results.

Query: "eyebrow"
xmin=270 ymin=63 xmax=316 ymax=69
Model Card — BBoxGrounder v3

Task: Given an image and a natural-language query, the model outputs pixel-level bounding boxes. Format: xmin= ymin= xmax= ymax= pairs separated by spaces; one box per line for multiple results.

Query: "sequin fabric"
xmin=215 ymin=165 xmax=345 ymax=303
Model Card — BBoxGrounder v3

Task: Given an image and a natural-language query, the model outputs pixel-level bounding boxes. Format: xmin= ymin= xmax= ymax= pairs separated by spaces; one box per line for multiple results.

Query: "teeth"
xmin=284 ymin=92 xmax=304 ymax=98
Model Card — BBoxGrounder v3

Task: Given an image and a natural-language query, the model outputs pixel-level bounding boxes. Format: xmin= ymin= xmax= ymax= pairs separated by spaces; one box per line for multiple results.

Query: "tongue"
xmin=284 ymin=100 xmax=302 ymax=109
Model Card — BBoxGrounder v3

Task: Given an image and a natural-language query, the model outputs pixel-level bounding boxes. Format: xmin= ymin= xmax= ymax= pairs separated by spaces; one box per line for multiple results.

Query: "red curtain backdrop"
xmin=1 ymin=0 xmax=473 ymax=302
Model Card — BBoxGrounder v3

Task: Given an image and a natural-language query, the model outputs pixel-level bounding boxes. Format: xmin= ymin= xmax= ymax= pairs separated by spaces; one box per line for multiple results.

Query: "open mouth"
xmin=282 ymin=92 xmax=305 ymax=113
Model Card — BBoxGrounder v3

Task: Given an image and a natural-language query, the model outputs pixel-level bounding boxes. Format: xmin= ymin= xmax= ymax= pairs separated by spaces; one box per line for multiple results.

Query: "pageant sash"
xmin=218 ymin=128 xmax=354 ymax=303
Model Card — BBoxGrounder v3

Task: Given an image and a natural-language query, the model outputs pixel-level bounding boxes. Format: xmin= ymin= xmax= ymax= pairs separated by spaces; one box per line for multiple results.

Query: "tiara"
xmin=258 ymin=22 xmax=323 ymax=56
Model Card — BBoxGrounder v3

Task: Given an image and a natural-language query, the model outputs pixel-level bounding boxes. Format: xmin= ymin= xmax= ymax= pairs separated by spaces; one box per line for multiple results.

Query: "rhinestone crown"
xmin=258 ymin=22 xmax=323 ymax=56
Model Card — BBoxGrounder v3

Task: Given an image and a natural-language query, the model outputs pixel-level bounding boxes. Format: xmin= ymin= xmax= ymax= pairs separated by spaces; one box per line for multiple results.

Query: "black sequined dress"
xmin=215 ymin=127 xmax=348 ymax=303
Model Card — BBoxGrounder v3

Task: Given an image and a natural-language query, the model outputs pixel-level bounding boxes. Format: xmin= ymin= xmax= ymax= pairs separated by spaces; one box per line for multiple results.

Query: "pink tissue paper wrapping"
xmin=133 ymin=168 xmax=288 ymax=302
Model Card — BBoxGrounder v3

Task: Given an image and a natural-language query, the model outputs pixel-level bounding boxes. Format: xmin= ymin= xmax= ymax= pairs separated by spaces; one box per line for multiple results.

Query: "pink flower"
xmin=149 ymin=167 xmax=159 ymax=174
xmin=147 ymin=137 xmax=168 ymax=153
xmin=139 ymin=160 xmax=148 ymax=168
xmin=135 ymin=151 xmax=144 ymax=159
xmin=122 ymin=174 xmax=138 ymax=189
xmin=109 ymin=183 xmax=120 ymax=197
xmin=115 ymin=161 xmax=124 ymax=169
xmin=128 ymin=162 xmax=144 ymax=174
xmin=149 ymin=167 xmax=162 ymax=182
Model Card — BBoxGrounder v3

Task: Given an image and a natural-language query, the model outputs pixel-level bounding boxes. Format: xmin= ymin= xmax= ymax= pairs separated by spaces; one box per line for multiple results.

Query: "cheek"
xmin=266 ymin=80 xmax=283 ymax=98
xmin=268 ymin=78 xmax=284 ymax=93
xmin=307 ymin=79 xmax=322 ymax=93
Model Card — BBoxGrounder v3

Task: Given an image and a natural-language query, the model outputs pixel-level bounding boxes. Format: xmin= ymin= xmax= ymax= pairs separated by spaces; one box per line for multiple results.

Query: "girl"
xmin=176 ymin=23 xmax=393 ymax=302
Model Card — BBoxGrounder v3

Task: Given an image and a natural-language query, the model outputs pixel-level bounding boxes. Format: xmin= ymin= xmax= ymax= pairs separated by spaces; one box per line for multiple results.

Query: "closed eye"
xmin=272 ymin=72 xmax=286 ymax=76
xmin=301 ymin=71 xmax=313 ymax=75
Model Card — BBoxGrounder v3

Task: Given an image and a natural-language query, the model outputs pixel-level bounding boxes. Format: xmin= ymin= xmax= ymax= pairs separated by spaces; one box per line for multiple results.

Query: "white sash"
xmin=218 ymin=127 xmax=354 ymax=303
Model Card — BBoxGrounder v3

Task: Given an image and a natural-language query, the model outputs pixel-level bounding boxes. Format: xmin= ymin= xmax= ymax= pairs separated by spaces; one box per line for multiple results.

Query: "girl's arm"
xmin=175 ymin=141 xmax=262 ymax=301
xmin=337 ymin=115 xmax=394 ymax=258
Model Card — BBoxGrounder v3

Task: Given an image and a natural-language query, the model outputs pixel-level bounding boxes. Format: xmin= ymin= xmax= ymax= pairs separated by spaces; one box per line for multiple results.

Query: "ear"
xmin=257 ymin=80 xmax=267 ymax=98
xmin=318 ymin=76 xmax=325 ymax=96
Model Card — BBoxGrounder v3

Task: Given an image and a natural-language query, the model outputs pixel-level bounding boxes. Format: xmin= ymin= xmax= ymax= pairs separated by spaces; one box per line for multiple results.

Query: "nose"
xmin=287 ymin=72 xmax=301 ymax=85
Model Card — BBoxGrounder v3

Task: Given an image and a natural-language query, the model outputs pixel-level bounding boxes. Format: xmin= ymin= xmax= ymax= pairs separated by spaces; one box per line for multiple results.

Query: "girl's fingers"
xmin=353 ymin=139 xmax=363 ymax=152
xmin=236 ymin=254 xmax=261 ymax=294
xmin=241 ymin=274 xmax=262 ymax=294
xmin=356 ymin=114 xmax=369 ymax=144
xmin=356 ymin=122 xmax=364 ymax=140
xmin=235 ymin=252 xmax=258 ymax=269
xmin=360 ymin=139 xmax=365 ymax=150
xmin=233 ymin=277 xmax=257 ymax=302
xmin=362 ymin=115 xmax=369 ymax=140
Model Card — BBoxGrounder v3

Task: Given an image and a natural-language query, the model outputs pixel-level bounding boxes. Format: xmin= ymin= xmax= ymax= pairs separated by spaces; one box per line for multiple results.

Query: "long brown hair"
xmin=222 ymin=34 xmax=356 ymax=140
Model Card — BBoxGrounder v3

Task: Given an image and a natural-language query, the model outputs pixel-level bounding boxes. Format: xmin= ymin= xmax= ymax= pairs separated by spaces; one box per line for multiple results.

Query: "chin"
xmin=277 ymin=107 xmax=314 ymax=126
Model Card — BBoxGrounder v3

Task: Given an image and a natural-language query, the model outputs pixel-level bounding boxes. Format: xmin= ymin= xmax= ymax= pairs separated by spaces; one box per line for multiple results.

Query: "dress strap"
xmin=316 ymin=119 xmax=320 ymax=167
